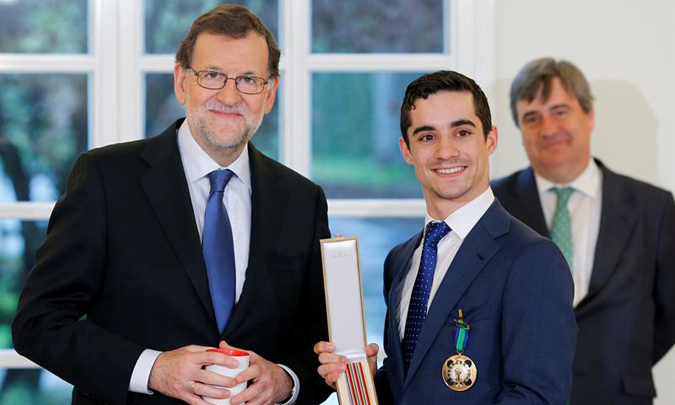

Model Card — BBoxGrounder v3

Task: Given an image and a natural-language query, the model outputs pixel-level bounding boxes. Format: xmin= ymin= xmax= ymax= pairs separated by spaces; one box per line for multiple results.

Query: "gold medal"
xmin=442 ymin=309 xmax=476 ymax=391
xmin=442 ymin=353 xmax=477 ymax=391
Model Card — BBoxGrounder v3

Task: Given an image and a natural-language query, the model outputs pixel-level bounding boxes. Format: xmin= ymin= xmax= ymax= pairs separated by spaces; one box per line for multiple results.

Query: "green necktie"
xmin=550 ymin=187 xmax=575 ymax=268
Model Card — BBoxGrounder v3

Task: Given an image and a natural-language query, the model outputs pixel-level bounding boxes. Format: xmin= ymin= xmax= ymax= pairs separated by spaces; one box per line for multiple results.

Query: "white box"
xmin=320 ymin=236 xmax=379 ymax=405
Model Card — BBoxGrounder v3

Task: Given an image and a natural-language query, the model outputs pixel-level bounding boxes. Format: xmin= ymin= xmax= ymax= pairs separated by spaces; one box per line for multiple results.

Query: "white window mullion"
xmin=282 ymin=0 xmax=311 ymax=177
xmin=454 ymin=0 xmax=474 ymax=76
xmin=458 ymin=0 xmax=496 ymax=177
xmin=472 ymin=0 xmax=496 ymax=89
xmin=117 ymin=0 xmax=144 ymax=143
xmin=0 ymin=349 xmax=38 ymax=368
xmin=328 ymin=200 xmax=426 ymax=218
xmin=452 ymin=0 xmax=494 ymax=86
xmin=308 ymin=54 xmax=455 ymax=72
xmin=140 ymin=55 xmax=175 ymax=73
xmin=91 ymin=0 xmax=120 ymax=149
xmin=0 ymin=203 xmax=54 ymax=220
xmin=0 ymin=55 xmax=96 ymax=73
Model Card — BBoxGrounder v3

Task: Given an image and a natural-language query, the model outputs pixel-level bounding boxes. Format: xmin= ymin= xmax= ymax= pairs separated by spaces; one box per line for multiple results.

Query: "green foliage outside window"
xmin=312 ymin=73 xmax=424 ymax=198
xmin=144 ymin=0 xmax=279 ymax=54
xmin=312 ymin=0 xmax=443 ymax=53
xmin=0 ymin=0 xmax=87 ymax=54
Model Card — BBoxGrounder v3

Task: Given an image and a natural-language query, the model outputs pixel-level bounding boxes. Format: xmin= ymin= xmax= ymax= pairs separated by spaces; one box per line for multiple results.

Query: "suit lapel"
xmin=577 ymin=161 xmax=636 ymax=312
xmin=222 ymin=144 xmax=289 ymax=336
xmin=511 ymin=168 xmax=549 ymax=237
xmin=403 ymin=203 xmax=505 ymax=388
xmin=139 ymin=120 xmax=216 ymax=323
xmin=386 ymin=233 xmax=422 ymax=392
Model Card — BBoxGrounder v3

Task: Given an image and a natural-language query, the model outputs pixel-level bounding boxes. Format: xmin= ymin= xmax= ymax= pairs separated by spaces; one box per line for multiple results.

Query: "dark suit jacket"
xmin=374 ymin=200 xmax=577 ymax=405
xmin=12 ymin=119 xmax=332 ymax=405
xmin=492 ymin=159 xmax=675 ymax=405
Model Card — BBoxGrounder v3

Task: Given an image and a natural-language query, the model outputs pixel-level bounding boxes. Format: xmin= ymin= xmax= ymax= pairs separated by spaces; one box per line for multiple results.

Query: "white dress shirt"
xmin=130 ymin=121 xmax=299 ymax=404
xmin=534 ymin=159 xmax=603 ymax=307
xmin=179 ymin=121 xmax=252 ymax=300
xmin=398 ymin=188 xmax=495 ymax=339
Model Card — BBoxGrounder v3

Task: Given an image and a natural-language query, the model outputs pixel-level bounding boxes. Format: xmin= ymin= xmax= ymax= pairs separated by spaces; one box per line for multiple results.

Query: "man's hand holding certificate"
xmin=317 ymin=237 xmax=380 ymax=405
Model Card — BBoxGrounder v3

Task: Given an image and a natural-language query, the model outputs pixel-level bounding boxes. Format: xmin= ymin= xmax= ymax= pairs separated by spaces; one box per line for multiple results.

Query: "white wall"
xmin=490 ymin=0 xmax=675 ymax=403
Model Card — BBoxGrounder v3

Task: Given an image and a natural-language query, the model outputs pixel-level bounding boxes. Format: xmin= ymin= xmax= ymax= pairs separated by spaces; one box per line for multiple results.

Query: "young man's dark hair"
xmin=400 ymin=70 xmax=492 ymax=146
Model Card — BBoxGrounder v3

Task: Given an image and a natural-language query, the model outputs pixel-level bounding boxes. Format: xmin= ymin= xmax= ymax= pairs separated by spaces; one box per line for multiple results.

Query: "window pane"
xmin=327 ymin=217 xmax=423 ymax=353
xmin=312 ymin=72 xmax=424 ymax=198
xmin=144 ymin=73 xmax=280 ymax=160
xmin=144 ymin=0 xmax=280 ymax=54
xmin=145 ymin=74 xmax=185 ymax=138
xmin=0 ymin=219 xmax=62 ymax=403
xmin=0 ymin=0 xmax=88 ymax=53
xmin=0 ymin=219 xmax=48 ymax=349
xmin=0 ymin=368 xmax=71 ymax=404
xmin=312 ymin=0 xmax=444 ymax=53
xmin=0 ymin=74 xmax=89 ymax=202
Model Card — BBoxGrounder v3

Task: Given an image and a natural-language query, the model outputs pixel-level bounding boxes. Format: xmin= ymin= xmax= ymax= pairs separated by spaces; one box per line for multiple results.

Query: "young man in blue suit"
xmin=315 ymin=71 xmax=577 ymax=404
xmin=492 ymin=58 xmax=675 ymax=405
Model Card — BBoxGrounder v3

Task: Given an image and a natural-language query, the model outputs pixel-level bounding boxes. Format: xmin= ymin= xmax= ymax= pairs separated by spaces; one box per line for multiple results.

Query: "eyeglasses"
xmin=188 ymin=67 xmax=271 ymax=95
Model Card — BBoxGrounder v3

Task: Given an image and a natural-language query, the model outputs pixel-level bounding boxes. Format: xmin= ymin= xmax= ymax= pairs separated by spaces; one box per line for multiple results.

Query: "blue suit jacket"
xmin=492 ymin=160 xmax=675 ymax=405
xmin=374 ymin=200 xmax=577 ymax=405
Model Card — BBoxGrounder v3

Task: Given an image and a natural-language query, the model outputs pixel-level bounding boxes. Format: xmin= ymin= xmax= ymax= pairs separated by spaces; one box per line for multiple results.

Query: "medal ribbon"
xmin=444 ymin=310 xmax=476 ymax=391
xmin=454 ymin=319 xmax=470 ymax=353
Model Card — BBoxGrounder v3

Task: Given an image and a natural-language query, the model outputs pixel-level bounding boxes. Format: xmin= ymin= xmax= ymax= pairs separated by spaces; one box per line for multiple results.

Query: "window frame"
xmin=0 ymin=0 xmax=495 ymax=372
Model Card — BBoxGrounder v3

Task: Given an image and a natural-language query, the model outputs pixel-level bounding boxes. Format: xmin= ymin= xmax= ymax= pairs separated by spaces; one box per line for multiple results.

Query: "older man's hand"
xmin=220 ymin=341 xmax=294 ymax=405
xmin=148 ymin=344 xmax=240 ymax=405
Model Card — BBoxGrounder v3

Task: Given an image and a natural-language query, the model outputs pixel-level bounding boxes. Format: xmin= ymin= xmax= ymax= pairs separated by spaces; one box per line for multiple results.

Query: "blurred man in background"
xmin=493 ymin=57 xmax=675 ymax=405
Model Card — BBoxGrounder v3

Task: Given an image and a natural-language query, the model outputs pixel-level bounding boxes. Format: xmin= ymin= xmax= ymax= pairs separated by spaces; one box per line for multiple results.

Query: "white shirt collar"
xmin=177 ymin=120 xmax=252 ymax=189
xmin=534 ymin=158 xmax=601 ymax=199
xmin=424 ymin=187 xmax=495 ymax=240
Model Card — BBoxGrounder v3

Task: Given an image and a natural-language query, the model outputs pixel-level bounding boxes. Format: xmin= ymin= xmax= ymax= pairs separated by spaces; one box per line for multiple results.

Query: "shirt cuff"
xmin=275 ymin=364 xmax=299 ymax=405
xmin=129 ymin=349 xmax=162 ymax=394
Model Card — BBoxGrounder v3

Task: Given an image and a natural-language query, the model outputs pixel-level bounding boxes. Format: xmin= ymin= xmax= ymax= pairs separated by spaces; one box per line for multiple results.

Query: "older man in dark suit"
xmin=12 ymin=5 xmax=331 ymax=405
xmin=492 ymin=57 xmax=675 ymax=405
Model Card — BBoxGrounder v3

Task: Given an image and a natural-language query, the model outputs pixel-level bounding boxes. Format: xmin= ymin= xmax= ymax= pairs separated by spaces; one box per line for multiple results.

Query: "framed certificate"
xmin=320 ymin=236 xmax=379 ymax=405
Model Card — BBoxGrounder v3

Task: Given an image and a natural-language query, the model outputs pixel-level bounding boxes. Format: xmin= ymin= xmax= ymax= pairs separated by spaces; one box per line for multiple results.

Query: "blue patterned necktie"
xmin=550 ymin=187 xmax=575 ymax=269
xmin=203 ymin=169 xmax=236 ymax=333
xmin=402 ymin=221 xmax=451 ymax=371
